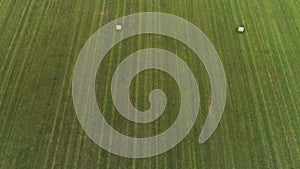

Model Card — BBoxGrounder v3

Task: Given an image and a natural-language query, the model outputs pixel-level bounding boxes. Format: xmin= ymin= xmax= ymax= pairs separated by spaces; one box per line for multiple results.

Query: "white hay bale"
xmin=116 ymin=25 xmax=122 ymax=31
xmin=237 ymin=26 xmax=245 ymax=33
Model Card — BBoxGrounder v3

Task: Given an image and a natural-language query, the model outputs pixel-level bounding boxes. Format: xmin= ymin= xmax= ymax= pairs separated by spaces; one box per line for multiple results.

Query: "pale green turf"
xmin=0 ymin=0 xmax=299 ymax=168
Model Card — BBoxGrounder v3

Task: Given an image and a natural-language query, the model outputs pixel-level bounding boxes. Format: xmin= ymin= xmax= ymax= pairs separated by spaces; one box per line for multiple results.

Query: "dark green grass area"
xmin=0 ymin=0 xmax=299 ymax=168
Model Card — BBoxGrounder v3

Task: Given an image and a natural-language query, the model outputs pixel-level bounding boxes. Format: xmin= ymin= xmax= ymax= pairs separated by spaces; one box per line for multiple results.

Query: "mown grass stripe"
xmin=84 ymin=0 xmax=126 ymax=168
xmin=49 ymin=1 xmax=89 ymax=168
xmin=0 ymin=2 xmax=52 ymax=166
xmin=266 ymin=21 xmax=299 ymax=167
xmin=221 ymin=0 xmax=246 ymax=168
xmin=142 ymin=24 xmax=152 ymax=169
xmin=226 ymin=1 xmax=262 ymax=167
xmin=29 ymin=0 xmax=65 ymax=167
xmin=0 ymin=0 xmax=31 ymax=136
xmin=0 ymin=0 xmax=15 ymax=39
xmin=0 ymin=0 xmax=33 ymax=120
xmin=104 ymin=1 xmax=126 ymax=169
xmin=173 ymin=38 xmax=181 ymax=169
xmin=175 ymin=1 xmax=189 ymax=168
xmin=50 ymin=84 xmax=71 ymax=169
xmin=151 ymin=2 xmax=159 ymax=167
xmin=210 ymin=1 xmax=224 ymax=168
xmin=149 ymin=3 xmax=157 ymax=168
xmin=0 ymin=0 xmax=5 ymax=8
xmin=7 ymin=0 xmax=54 ymax=166
xmin=0 ymin=0 xmax=32 ymax=76
xmin=151 ymin=2 xmax=159 ymax=169
xmin=239 ymin=1 xmax=283 ymax=168
xmin=132 ymin=12 xmax=142 ymax=169
xmin=211 ymin=0 xmax=230 ymax=168
xmin=270 ymin=26 xmax=299 ymax=114
xmin=56 ymin=0 xmax=107 ymax=168
xmin=232 ymin=4 xmax=254 ymax=168
xmin=93 ymin=1 xmax=109 ymax=169
xmin=0 ymin=0 xmax=39 ymax=153
xmin=216 ymin=0 xmax=238 ymax=168
xmin=241 ymin=0 xmax=267 ymax=167
xmin=156 ymin=1 xmax=172 ymax=168
xmin=39 ymin=0 xmax=70 ymax=168
xmin=257 ymin=4 xmax=298 ymax=167
xmin=3 ymin=0 xmax=49 ymax=139
xmin=264 ymin=63 xmax=297 ymax=168
xmin=68 ymin=1 xmax=100 ymax=168
xmin=236 ymin=1 xmax=281 ymax=167
xmin=270 ymin=21 xmax=299 ymax=113
xmin=188 ymin=1 xmax=209 ymax=168
xmin=60 ymin=1 xmax=91 ymax=168
xmin=245 ymin=1 xmax=270 ymax=167
xmin=0 ymin=0 xmax=299 ymax=168
xmin=94 ymin=19 xmax=114 ymax=169
xmin=181 ymin=1 xmax=199 ymax=169
xmin=142 ymin=0 xmax=152 ymax=167
xmin=82 ymin=0 xmax=108 ymax=167
xmin=73 ymin=1 xmax=104 ymax=168
xmin=241 ymin=21 xmax=283 ymax=169
xmin=243 ymin=61 xmax=274 ymax=168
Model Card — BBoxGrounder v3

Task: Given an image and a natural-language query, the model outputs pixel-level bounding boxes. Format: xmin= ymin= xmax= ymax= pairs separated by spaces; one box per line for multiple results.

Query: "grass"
xmin=0 ymin=0 xmax=299 ymax=168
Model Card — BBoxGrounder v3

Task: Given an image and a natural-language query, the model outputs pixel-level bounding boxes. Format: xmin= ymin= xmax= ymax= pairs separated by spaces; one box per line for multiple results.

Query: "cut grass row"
xmin=0 ymin=0 xmax=299 ymax=168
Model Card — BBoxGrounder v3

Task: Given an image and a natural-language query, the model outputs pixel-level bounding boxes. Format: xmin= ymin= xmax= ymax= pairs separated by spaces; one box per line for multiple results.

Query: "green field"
xmin=0 ymin=0 xmax=299 ymax=168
